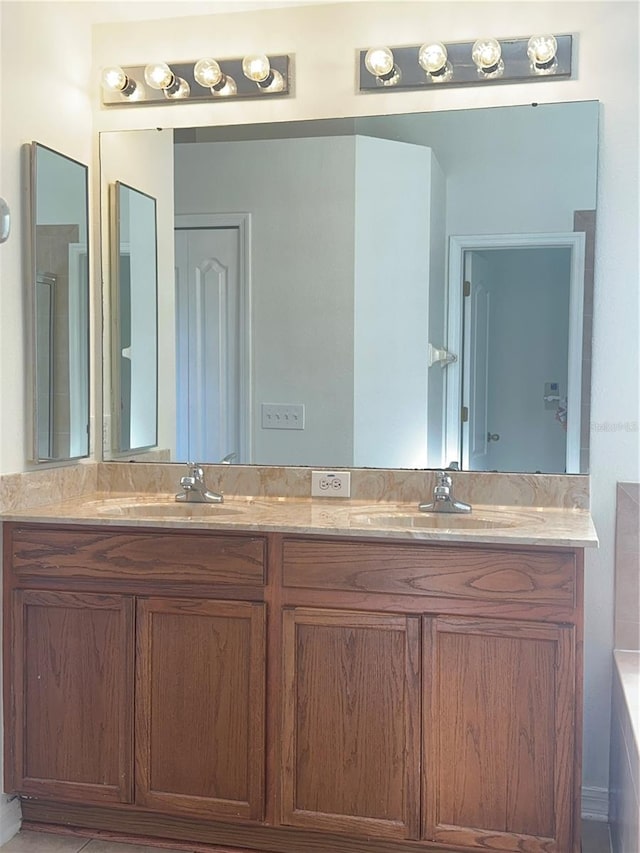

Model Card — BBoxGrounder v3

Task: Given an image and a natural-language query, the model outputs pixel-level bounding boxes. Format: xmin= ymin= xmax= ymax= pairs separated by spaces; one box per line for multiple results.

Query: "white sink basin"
xmin=85 ymin=495 xmax=260 ymax=520
xmin=97 ymin=502 xmax=244 ymax=519
xmin=350 ymin=511 xmax=525 ymax=530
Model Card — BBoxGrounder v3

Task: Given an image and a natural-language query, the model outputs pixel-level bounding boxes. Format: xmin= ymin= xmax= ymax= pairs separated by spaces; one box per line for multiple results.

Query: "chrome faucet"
xmin=176 ymin=463 xmax=224 ymax=504
xmin=419 ymin=470 xmax=472 ymax=514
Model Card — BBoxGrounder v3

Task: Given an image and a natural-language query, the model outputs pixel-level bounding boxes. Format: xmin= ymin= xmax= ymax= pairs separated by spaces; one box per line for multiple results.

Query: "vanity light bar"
xmin=101 ymin=55 xmax=291 ymax=106
xmin=358 ymin=35 xmax=572 ymax=92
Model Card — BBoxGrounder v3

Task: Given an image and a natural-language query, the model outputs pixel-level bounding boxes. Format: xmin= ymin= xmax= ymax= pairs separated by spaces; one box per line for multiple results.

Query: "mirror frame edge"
xmin=25 ymin=141 xmax=91 ymax=465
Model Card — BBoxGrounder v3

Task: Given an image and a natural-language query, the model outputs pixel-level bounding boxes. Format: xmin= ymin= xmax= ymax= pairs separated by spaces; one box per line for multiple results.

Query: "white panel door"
xmin=175 ymin=227 xmax=241 ymax=463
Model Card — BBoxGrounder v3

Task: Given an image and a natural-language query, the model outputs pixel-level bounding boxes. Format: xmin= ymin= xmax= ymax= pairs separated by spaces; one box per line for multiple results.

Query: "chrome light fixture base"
xmin=358 ymin=35 xmax=572 ymax=93
xmin=102 ymin=55 xmax=290 ymax=106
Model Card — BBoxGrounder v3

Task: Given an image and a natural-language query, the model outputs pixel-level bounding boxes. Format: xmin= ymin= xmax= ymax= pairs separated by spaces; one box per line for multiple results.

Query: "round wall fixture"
xmin=0 ymin=197 xmax=10 ymax=243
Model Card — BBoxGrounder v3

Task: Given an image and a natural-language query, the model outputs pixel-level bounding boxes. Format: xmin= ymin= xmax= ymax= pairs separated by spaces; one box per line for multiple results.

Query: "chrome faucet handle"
xmin=418 ymin=469 xmax=471 ymax=514
xmin=435 ymin=471 xmax=453 ymax=489
xmin=180 ymin=462 xmax=204 ymax=490
xmin=176 ymin=462 xmax=224 ymax=503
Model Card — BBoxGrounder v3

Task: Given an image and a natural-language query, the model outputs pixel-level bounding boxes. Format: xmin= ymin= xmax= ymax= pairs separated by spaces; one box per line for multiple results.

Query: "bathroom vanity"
xmin=2 ymin=495 xmax=596 ymax=853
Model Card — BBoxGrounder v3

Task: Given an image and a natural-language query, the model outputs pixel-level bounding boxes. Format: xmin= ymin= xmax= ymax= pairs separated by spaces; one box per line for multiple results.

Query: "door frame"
xmin=174 ymin=213 xmax=252 ymax=463
xmin=444 ymin=232 xmax=586 ymax=473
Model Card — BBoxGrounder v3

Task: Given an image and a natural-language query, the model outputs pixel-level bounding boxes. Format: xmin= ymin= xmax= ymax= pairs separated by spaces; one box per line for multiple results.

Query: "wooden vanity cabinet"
xmin=3 ymin=523 xmax=267 ymax=822
xmin=4 ymin=522 xmax=584 ymax=853
xmin=280 ymin=536 xmax=583 ymax=853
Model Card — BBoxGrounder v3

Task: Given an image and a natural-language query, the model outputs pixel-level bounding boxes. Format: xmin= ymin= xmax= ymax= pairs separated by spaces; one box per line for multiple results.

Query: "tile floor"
xmin=0 ymin=834 xmax=183 ymax=853
xmin=0 ymin=824 xmax=614 ymax=853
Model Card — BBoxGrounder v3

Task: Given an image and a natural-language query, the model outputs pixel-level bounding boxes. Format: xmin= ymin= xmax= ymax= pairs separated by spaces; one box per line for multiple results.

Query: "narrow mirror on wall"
xmin=28 ymin=142 xmax=90 ymax=463
xmin=110 ymin=181 xmax=158 ymax=454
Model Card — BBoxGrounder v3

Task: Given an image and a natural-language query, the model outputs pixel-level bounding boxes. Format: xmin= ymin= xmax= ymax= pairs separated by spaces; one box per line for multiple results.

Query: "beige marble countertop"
xmin=1 ymin=491 xmax=598 ymax=548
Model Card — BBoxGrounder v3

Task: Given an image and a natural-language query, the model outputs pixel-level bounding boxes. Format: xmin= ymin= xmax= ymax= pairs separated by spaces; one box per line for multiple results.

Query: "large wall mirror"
xmin=100 ymin=100 xmax=599 ymax=474
xmin=28 ymin=142 xmax=90 ymax=463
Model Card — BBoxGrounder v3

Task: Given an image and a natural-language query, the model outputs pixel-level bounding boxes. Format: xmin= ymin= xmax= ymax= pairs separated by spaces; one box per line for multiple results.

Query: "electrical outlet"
xmin=261 ymin=403 xmax=305 ymax=430
xmin=311 ymin=470 xmax=351 ymax=498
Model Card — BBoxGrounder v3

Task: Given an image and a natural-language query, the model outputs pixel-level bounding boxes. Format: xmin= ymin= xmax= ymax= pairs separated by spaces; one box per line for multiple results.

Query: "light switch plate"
xmin=261 ymin=403 xmax=305 ymax=430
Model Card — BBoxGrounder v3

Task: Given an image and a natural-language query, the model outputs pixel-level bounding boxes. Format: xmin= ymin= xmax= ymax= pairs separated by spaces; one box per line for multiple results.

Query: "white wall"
xmin=419 ymin=103 xmax=598 ymax=236
xmin=358 ymin=100 xmax=598 ymax=234
xmin=175 ymin=134 xmax=441 ymax=468
xmin=353 ymin=137 xmax=434 ymax=468
xmin=175 ymin=136 xmax=357 ymax=466
xmin=426 ymin=154 xmax=447 ymax=467
xmin=0 ymin=0 xmax=96 ymax=474
xmin=0 ymin=0 xmax=636 ymax=820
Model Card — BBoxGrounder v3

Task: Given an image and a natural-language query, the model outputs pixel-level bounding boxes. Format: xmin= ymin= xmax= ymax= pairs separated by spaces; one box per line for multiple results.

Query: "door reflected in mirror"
xmin=447 ymin=233 xmax=587 ymax=475
xmin=29 ymin=142 xmax=90 ymax=463
xmin=100 ymin=100 xmax=599 ymax=473
xmin=110 ymin=181 xmax=158 ymax=454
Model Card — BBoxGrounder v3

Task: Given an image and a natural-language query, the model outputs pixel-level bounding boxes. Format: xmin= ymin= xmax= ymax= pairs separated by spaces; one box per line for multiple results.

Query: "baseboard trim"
xmin=582 ymin=786 xmax=610 ymax=822
xmin=6 ymin=790 xmax=609 ymax=840
xmin=0 ymin=795 xmax=22 ymax=844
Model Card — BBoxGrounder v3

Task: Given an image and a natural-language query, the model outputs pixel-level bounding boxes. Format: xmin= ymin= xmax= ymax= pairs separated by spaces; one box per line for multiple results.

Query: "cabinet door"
xmin=136 ymin=597 xmax=265 ymax=821
xmin=282 ymin=607 xmax=421 ymax=840
xmin=424 ymin=616 xmax=576 ymax=853
xmin=9 ymin=590 xmax=134 ymax=803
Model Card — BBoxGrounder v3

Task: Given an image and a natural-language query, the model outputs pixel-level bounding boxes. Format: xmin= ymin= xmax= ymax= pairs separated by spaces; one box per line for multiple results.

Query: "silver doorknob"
xmin=487 ymin=432 xmax=500 ymax=442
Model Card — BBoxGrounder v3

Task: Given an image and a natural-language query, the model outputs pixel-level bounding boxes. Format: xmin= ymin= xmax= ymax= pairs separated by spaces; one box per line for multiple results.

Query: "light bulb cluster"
xmin=362 ymin=34 xmax=566 ymax=90
xmin=101 ymin=54 xmax=289 ymax=105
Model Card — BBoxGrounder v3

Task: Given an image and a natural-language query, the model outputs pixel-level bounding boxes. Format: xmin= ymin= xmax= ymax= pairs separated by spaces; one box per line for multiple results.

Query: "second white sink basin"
xmin=97 ymin=502 xmax=244 ymax=519
xmin=350 ymin=510 xmax=526 ymax=530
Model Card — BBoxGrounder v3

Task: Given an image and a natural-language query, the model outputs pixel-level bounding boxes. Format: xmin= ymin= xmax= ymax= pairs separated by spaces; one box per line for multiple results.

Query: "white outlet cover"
xmin=311 ymin=470 xmax=351 ymax=498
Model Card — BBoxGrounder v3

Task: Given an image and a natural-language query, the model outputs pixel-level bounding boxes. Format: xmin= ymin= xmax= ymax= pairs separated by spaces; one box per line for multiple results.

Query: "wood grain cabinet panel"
xmin=9 ymin=526 xmax=265 ymax=586
xmin=423 ymin=616 xmax=576 ymax=852
xmin=282 ymin=538 xmax=575 ymax=606
xmin=9 ymin=590 xmax=134 ymax=803
xmin=281 ymin=607 xmax=421 ymax=840
xmin=135 ymin=597 xmax=266 ymax=822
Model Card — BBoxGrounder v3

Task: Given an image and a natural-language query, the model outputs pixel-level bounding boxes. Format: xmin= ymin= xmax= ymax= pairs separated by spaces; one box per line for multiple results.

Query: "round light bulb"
xmin=418 ymin=42 xmax=448 ymax=75
xmin=164 ymin=77 xmax=190 ymax=100
xmin=472 ymin=38 xmax=502 ymax=71
xmin=260 ymin=68 xmax=285 ymax=93
xmin=364 ymin=46 xmax=395 ymax=78
xmin=144 ymin=62 xmax=174 ymax=90
xmin=101 ymin=65 xmax=127 ymax=92
xmin=527 ymin=34 xmax=558 ymax=67
xmin=242 ymin=54 xmax=271 ymax=83
xmin=213 ymin=75 xmax=238 ymax=97
xmin=194 ymin=58 xmax=223 ymax=88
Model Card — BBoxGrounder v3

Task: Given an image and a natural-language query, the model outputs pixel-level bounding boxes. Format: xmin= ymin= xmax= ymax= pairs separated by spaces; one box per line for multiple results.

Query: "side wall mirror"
xmin=26 ymin=143 xmax=90 ymax=463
